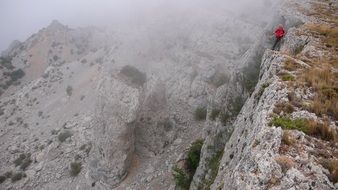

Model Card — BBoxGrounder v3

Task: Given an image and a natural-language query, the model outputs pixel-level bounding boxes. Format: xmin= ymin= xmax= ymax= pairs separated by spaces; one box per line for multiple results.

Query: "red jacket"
xmin=274 ymin=26 xmax=285 ymax=39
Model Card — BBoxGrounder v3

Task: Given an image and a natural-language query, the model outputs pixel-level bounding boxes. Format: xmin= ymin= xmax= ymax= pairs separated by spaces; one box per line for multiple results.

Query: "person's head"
xmin=278 ymin=24 xmax=284 ymax=28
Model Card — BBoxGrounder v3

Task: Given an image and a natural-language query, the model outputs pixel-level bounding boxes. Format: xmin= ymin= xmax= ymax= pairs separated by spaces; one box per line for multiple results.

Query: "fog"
xmin=0 ymin=0 xmax=279 ymax=52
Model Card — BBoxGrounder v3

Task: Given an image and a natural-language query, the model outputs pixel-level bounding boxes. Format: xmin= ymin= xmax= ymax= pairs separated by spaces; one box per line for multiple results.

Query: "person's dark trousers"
xmin=272 ymin=38 xmax=281 ymax=50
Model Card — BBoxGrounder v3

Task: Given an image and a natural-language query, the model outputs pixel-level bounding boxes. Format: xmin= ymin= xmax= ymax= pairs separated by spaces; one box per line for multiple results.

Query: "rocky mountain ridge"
xmin=0 ymin=0 xmax=337 ymax=189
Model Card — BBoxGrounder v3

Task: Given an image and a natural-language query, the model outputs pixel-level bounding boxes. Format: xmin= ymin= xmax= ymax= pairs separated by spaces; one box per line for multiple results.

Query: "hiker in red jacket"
xmin=272 ymin=25 xmax=285 ymax=50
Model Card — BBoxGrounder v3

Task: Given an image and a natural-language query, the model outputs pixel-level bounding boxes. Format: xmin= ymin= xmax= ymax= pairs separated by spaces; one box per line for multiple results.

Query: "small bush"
xmin=271 ymin=117 xmax=337 ymax=141
xmin=172 ymin=166 xmax=190 ymax=190
xmin=203 ymin=150 xmax=224 ymax=189
xmin=194 ymin=107 xmax=207 ymax=121
xmin=294 ymin=45 xmax=305 ymax=55
xmin=66 ymin=86 xmax=73 ymax=96
xmin=219 ymin=112 xmax=230 ymax=125
xmin=0 ymin=175 xmax=6 ymax=184
xmin=283 ymin=58 xmax=301 ymax=71
xmin=5 ymin=69 xmax=25 ymax=82
xmin=58 ymin=130 xmax=72 ymax=142
xmin=4 ymin=171 xmax=12 ymax=178
xmin=255 ymin=83 xmax=269 ymax=100
xmin=269 ymin=116 xmax=307 ymax=133
xmin=120 ymin=65 xmax=146 ymax=86
xmin=11 ymin=172 xmax=25 ymax=182
xmin=319 ymin=158 xmax=338 ymax=183
xmin=281 ymin=73 xmax=295 ymax=81
xmin=13 ymin=153 xmax=27 ymax=166
xmin=70 ymin=162 xmax=82 ymax=176
xmin=186 ymin=139 xmax=203 ymax=173
xmin=209 ymin=109 xmax=220 ymax=121
xmin=275 ymin=155 xmax=295 ymax=173
xmin=273 ymin=102 xmax=295 ymax=115
xmin=20 ymin=157 xmax=32 ymax=170
xmin=281 ymin=131 xmax=296 ymax=146
xmin=307 ymin=120 xmax=337 ymax=141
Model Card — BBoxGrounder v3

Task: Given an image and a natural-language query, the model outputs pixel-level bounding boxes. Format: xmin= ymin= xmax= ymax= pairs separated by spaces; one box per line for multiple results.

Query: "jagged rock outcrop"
xmin=90 ymin=75 xmax=142 ymax=187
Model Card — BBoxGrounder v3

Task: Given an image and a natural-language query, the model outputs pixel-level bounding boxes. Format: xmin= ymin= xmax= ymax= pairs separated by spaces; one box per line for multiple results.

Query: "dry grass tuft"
xmin=319 ymin=158 xmax=338 ymax=183
xmin=273 ymin=102 xmax=295 ymax=115
xmin=283 ymin=58 xmax=302 ymax=71
xmin=307 ymin=120 xmax=337 ymax=142
xmin=282 ymin=130 xmax=296 ymax=146
xmin=275 ymin=155 xmax=295 ymax=173
xmin=300 ymin=67 xmax=338 ymax=120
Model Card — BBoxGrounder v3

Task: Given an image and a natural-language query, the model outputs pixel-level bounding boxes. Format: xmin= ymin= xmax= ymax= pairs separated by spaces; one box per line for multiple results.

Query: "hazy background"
xmin=0 ymin=0 xmax=276 ymax=52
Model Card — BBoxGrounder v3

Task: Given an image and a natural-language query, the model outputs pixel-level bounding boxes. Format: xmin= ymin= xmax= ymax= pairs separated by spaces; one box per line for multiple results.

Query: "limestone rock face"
xmin=90 ymin=76 xmax=141 ymax=187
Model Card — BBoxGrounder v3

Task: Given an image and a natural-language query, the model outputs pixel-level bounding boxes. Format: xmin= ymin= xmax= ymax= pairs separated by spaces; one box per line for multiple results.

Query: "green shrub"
xmin=210 ymin=109 xmax=220 ymax=121
xmin=11 ymin=172 xmax=25 ymax=182
xmin=198 ymin=150 xmax=224 ymax=190
xmin=194 ymin=107 xmax=207 ymax=121
xmin=219 ymin=112 xmax=230 ymax=125
xmin=4 ymin=171 xmax=12 ymax=178
xmin=294 ymin=45 xmax=305 ymax=55
xmin=269 ymin=116 xmax=307 ymax=133
xmin=3 ymin=69 xmax=25 ymax=82
xmin=120 ymin=65 xmax=146 ymax=86
xmin=13 ymin=153 xmax=27 ymax=166
xmin=0 ymin=175 xmax=6 ymax=184
xmin=66 ymin=86 xmax=73 ymax=96
xmin=255 ymin=83 xmax=269 ymax=100
xmin=281 ymin=74 xmax=295 ymax=81
xmin=58 ymin=131 xmax=72 ymax=142
xmin=20 ymin=157 xmax=32 ymax=170
xmin=0 ymin=56 xmax=14 ymax=69
xmin=172 ymin=166 xmax=190 ymax=190
xmin=70 ymin=162 xmax=82 ymax=176
xmin=187 ymin=139 xmax=203 ymax=173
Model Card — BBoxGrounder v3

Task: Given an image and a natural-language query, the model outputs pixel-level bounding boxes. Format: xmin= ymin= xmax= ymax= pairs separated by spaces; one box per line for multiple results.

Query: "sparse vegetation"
xmin=120 ymin=65 xmax=146 ymax=86
xmin=58 ymin=130 xmax=72 ymax=142
xmin=255 ymin=83 xmax=269 ymax=100
xmin=194 ymin=107 xmax=207 ymax=121
xmin=66 ymin=86 xmax=73 ymax=96
xmin=300 ymin=67 xmax=338 ymax=120
xmin=269 ymin=116 xmax=307 ymax=132
xmin=0 ymin=175 xmax=6 ymax=184
xmin=294 ymin=44 xmax=305 ymax=55
xmin=172 ymin=166 xmax=190 ymax=190
xmin=210 ymin=108 xmax=220 ymax=121
xmin=199 ymin=150 xmax=224 ymax=189
xmin=273 ymin=102 xmax=295 ymax=115
xmin=283 ymin=58 xmax=301 ymax=71
xmin=270 ymin=116 xmax=337 ymax=141
xmin=70 ymin=162 xmax=82 ymax=176
xmin=0 ymin=56 xmax=14 ymax=69
xmin=172 ymin=139 xmax=204 ymax=189
xmin=11 ymin=172 xmax=25 ymax=182
xmin=13 ymin=153 xmax=32 ymax=170
xmin=319 ymin=158 xmax=338 ymax=183
xmin=281 ymin=130 xmax=296 ymax=146
xmin=187 ymin=139 xmax=203 ymax=173
xmin=275 ymin=155 xmax=295 ymax=173
xmin=281 ymin=73 xmax=295 ymax=81
xmin=4 ymin=69 xmax=25 ymax=82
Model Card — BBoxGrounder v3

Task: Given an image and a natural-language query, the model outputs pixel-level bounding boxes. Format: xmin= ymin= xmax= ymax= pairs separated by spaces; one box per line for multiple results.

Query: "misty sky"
xmin=0 ymin=0 xmax=275 ymax=52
